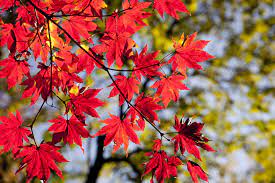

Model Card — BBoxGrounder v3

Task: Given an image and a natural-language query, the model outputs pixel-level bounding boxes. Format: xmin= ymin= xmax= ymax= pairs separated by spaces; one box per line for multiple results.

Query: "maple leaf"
xmin=0 ymin=23 xmax=14 ymax=50
xmin=142 ymin=150 xmax=182 ymax=183
xmin=0 ymin=111 xmax=31 ymax=154
xmin=151 ymin=74 xmax=189 ymax=107
xmin=67 ymin=88 xmax=105 ymax=120
xmin=48 ymin=115 xmax=90 ymax=150
xmin=90 ymin=0 xmax=107 ymax=17
xmin=152 ymin=139 xmax=162 ymax=151
xmin=16 ymin=143 xmax=68 ymax=182
xmin=62 ymin=16 xmax=96 ymax=43
xmin=0 ymin=22 xmax=31 ymax=53
xmin=93 ymin=15 xmax=135 ymax=67
xmin=21 ymin=63 xmax=56 ymax=105
xmin=0 ymin=56 xmax=30 ymax=89
xmin=187 ymin=160 xmax=208 ymax=183
xmin=153 ymin=0 xmax=190 ymax=19
xmin=109 ymin=75 xmax=140 ymax=106
xmin=172 ymin=116 xmax=215 ymax=160
xmin=169 ymin=32 xmax=215 ymax=74
xmin=94 ymin=114 xmax=140 ymax=154
xmin=167 ymin=156 xmax=183 ymax=179
xmin=127 ymin=94 xmax=162 ymax=130
xmin=120 ymin=0 xmax=151 ymax=31
xmin=132 ymin=45 xmax=162 ymax=80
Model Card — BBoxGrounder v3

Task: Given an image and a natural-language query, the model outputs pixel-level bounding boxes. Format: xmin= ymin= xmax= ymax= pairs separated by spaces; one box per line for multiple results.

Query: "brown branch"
xmin=29 ymin=99 xmax=46 ymax=146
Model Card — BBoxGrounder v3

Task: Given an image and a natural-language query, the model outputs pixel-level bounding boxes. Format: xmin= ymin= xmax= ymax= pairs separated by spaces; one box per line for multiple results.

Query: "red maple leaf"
xmin=93 ymin=15 xmax=135 ymax=67
xmin=132 ymin=45 xmax=162 ymax=80
xmin=152 ymin=139 xmax=162 ymax=151
xmin=172 ymin=116 xmax=215 ymax=160
xmin=0 ymin=21 xmax=31 ymax=54
xmin=0 ymin=56 xmax=30 ymax=89
xmin=187 ymin=160 xmax=208 ymax=183
xmin=67 ymin=88 xmax=105 ymax=120
xmin=16 ymin=143 xmax=68 ymax=182
xmin=151 ymin=74 xmax=189 ymax=107
xmin=0 ymin=111 xmax=31 ymax=154
xmin=94 ymin=114 xmax=140 ymax=154
xmin=109 ymin=75 xmax=140 ymax=105
xmin=21 ymin=64 xmax=56 ymax=105
xmin=62 ymin=16 xmax=96 ymax=43
xmin=142 ymin=150 xmax=182 ymax=183
xmin=120 ymin=0 xmax=151 ymax=31
xmin=48 ymin=115 xmax=90 ymax=150
xmin=169 ymin=32 xmax=215 ymax=74
xmin=0 ymin=23 xmax=13 ymax=48
xmin=90 ymin=0 xmax=107 ymax=17
xmin=127 ymin=94 xmax=162 ymax=130
xmin=153 ymin=0 xmax=190 ymax=19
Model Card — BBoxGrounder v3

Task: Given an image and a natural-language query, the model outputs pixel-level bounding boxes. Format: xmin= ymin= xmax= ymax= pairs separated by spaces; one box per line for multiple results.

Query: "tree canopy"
xmin=0 ymin=0 xmax=274 ymax=183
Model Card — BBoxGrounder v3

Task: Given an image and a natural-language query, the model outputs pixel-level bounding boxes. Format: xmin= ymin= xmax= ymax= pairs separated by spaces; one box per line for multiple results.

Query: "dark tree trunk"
xmin=85 ymin=136 xmax=105 ymax=183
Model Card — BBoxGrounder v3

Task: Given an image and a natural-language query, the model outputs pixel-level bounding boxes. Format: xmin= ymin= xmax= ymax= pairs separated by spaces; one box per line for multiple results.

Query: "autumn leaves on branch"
xmin=0 ymin=0 xmax=215 ymax=182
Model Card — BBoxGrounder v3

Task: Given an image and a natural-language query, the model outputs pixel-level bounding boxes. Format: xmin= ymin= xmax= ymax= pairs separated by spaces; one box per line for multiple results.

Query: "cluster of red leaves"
xmin=143 ymin=116 xmax=214 ymax=183
xmin=143 ymin=150 xmax=183 ymax=183
xmin=0 ymin=0 xmax=215 ymax=182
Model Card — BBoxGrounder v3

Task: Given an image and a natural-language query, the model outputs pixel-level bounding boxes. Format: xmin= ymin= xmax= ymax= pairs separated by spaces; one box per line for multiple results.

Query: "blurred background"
xmin=0 ymin=0 xmax=274 ymax=182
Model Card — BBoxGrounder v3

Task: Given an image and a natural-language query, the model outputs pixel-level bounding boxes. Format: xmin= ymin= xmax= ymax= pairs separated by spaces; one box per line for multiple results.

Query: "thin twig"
xmin=29 ymin=100 xmax=46 ymax=146
xmin=106 ymin=70 xmax=170 ymax=141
